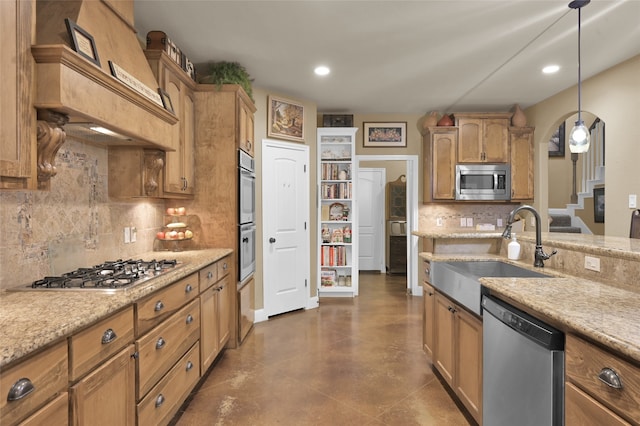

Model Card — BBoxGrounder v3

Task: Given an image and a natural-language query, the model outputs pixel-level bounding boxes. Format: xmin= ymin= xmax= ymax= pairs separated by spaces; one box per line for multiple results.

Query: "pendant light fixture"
xmin=568 ymin=0 xmax=591 ymax=153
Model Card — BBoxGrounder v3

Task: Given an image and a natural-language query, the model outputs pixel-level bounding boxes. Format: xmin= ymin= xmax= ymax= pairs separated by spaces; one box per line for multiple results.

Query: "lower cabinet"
xmin=200 ymin=274 xmax=231 ymax=373
xmin=20 ymin=392 xmax=68 ymax=426
xmin=422 ymin=282 xmax=435 ymax=359
xmin=433 ymin=292 xmax=482 ymax=424
xmin=565 ymin=382 xmax=630 ymax=426
xmin=70 ymin=344 xmax=136 ymax=426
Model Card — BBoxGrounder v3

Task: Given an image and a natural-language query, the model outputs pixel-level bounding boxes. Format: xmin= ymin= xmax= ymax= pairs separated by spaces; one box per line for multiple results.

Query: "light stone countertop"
xmin=420 ymin=252 xmax=640 ymax=364
xmin=0 ymin=248 xmax=232 ymax=368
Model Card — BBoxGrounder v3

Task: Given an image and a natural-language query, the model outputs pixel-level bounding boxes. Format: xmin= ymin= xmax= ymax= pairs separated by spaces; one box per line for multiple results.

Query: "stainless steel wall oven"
xmin=238 ymin=150 xmax=256 ymax=282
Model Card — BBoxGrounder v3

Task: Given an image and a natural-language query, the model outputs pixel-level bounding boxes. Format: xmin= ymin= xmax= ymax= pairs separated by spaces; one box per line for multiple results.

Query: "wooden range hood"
xmin=31 ymin=0 xmax=177 ymax=189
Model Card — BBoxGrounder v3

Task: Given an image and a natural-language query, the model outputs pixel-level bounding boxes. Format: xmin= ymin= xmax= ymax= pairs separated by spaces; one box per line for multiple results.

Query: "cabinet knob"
xmin=207 ymin=271 xmax=213 ymax=279
xmin=155 ymin=394 xmax=165 ymax=408
xmin=7 ymin=378 xmax=35 ymax=402
xmin=598 ymin=367 xmax=623 ymax=389
xmin=222 ymin=262 xmax=228 ymax=270
xmin=154 ymin=301 xmax=164 ymax=312
xmin=185 ymin=284 xmax=193 ymax=293
xmin=186 ymin=361 xmax=194 ymax=372
xmin=156 ymin=337 xmax=166 ymax=350
xmin=131 ymin=351 xmax=139 ymax=360
xmin=101 ymin=328 xmax=117 ymax=344
xmin=186 ymin=314 xmax=194 ymax=324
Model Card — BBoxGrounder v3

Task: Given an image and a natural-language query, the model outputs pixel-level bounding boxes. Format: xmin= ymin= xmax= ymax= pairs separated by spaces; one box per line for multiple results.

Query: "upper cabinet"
xmin=456 ymin=113 xmax=510 ymax=163
xmin=423 ymin=127 xmax=457 ymax=202
xmin=145 ymin=50 xmax=196 ymax=197
xmin=238 ymin=101 xmax=255 ymax=157
xmin=0 ymin=0 xmax=36 ymax=190
xmin=509 ymin=127 xmax=535 ymax=200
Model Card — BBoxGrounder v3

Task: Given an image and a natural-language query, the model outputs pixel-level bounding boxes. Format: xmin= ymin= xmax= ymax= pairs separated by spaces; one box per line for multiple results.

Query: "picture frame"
xmin=268 ymin=95 xmax=304 ymax=142
xmin=158 ymin=88 xmax=175 ymax=113
xmin=593 ymin=187 xmax=605 ymax=223
xmin=64 ymin=18 xmax=101 ymax=67
xmin=363 ymin=122 xmax=407 ymax=148
xmin=548 ymin=122 xmax=565 ymax=157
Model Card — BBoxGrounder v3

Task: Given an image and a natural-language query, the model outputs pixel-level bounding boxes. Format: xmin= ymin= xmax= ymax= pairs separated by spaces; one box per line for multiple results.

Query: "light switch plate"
xmin=123 ymin=227 xmax=131 ymax=244
xmin=584 ymin=256 xmax=600 ymax=272
xmin=460 ymin=218 xmax=467 ymax=227
xmin=131 ymin=227 xmax=137 ymax=243
xmin=630 ymin=194 xmax=637 ymax=209
xmin=436 ymin=217 xmax=443 ymax=227
xmin=466 ymin=218 xmax=474 ymax=227
xmin=497 ymin=218 xmax=503 ymax=227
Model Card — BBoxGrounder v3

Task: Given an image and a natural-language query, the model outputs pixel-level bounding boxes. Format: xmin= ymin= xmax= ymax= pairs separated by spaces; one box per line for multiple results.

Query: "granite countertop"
xmin=0 ymin=248 xmax=232 ymax=368
xmin=420 ymin=252 xmax=640 ymax=364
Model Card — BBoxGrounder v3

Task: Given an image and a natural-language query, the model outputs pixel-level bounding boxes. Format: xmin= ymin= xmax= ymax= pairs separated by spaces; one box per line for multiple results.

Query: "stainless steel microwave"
xmin=455 ymin=164 xmax=510 ymax=201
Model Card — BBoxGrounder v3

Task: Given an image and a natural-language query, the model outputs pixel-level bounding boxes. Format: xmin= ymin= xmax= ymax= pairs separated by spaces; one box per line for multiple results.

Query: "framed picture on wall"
xmin=267 ymin=95 xmax=304 ymax=142
xmin=363 ymin=122 xmax=407 ymax=147
xmin=548 ymin=122 xmax=565 ymax=157
xmin=593 ymin=187 xmax=605 ymax=223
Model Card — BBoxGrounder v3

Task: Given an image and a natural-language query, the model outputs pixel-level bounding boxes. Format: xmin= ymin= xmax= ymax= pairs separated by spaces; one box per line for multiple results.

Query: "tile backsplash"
xmin=0 ymin=139 xmax=164 ymax=290
xmin=419 ymin=203 xmax=518 ymax=231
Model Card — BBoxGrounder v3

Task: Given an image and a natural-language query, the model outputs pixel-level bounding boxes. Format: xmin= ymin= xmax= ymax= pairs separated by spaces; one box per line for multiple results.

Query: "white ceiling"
xmin=133 ymin=0 xmax=640 ymax=114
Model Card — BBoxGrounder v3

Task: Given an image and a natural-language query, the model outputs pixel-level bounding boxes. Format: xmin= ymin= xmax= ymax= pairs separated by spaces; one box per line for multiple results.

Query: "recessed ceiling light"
xmin=542 ymin=65 xmax=560 ymax=74
xmin=314 ymin=66 xmax=330 ymax=76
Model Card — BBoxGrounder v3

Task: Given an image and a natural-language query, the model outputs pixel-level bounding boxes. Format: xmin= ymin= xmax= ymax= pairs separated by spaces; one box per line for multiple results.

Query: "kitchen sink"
xmin=430 ymin=260 xmax=551 ymax=316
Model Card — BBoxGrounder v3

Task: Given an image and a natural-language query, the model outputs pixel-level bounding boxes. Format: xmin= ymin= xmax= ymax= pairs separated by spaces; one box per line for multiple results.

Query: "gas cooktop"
xmin=14 ymin=259 xmax=184 ymax=293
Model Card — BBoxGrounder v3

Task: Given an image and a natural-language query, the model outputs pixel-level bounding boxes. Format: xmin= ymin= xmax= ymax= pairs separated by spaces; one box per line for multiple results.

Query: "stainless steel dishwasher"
xmin=482 ymin=295 xmax=565 ymax=426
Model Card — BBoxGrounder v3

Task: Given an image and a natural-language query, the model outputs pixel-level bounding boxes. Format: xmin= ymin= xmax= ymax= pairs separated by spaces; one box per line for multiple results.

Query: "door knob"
xmin=269 ymin=237 xmax=276 ymax=243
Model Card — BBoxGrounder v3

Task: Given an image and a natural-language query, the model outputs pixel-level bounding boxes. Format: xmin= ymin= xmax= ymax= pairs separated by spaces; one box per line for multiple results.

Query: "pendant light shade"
xmin=568 ymin=0 xmax=591 ymax=153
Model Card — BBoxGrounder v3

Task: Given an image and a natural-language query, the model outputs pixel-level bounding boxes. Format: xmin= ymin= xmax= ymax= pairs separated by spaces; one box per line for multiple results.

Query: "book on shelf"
xmin=321 ymin=269 xmax=337 ymax=287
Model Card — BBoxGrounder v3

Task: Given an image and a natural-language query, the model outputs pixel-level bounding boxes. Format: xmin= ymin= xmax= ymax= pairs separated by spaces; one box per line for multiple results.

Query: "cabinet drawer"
xmin=19 ymin=392 xmax=68 ymax=426
xmin=69 ymin=306 xmax=134 ymax=381
xmin=566 ymin=382 xmax=630 ymax=426
xmin=137 ymin=342 xmax=200 ymax=426
xmin=566 ymin=334 xmax=640 ymax=424
xmin=137 ymin=273 xmax=199 ymax=335
xmin=0 ymin=340 xmax=67 ymax=425
xmin=217 ymin=255 xmax=230 ymax=279
xmin=199 ymin=262 xmax=218 ymax=292
xmin=137 ymin=299 xmax=200 ymax=399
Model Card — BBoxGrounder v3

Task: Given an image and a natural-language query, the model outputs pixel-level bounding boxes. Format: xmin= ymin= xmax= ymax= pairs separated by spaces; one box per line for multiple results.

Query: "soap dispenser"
xmin=508 ymin=233 xmax=521 ymax=260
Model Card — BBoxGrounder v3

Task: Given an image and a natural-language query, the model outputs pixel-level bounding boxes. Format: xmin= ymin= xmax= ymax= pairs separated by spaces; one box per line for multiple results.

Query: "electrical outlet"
xmin=131 ymin=227 xmax=137 ymax=243
xmin=584 ymin=256 xmax=600 ymax=272
xmin=123 ymin=227 xmax=131 ymax=244
xmin=497 ymin=218 xmax=503 ymax=227
xmin=630 ymin=194 xmax=637 ymax=209
xmin=460 ymin=218 xmax=467 ymax=227
xmin=466 ymin=218 xmax=474 ymax=227
xmin=436 ymin=217 xmax=443 ymax=227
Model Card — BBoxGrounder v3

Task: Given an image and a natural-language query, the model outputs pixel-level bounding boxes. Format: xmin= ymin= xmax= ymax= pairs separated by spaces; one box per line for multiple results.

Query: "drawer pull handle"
xmin=598 ymin=367 xmax=623 ymax=389
xmin=7 ymin=378 xmax=35 ymax=401
xmin=186 ymin=314 xmax=194 ymax=324
xmin=185 ymin=284 xmax=193 ymax=293
xmin=154 ymin=301 xmax=164 ymax=312
xmin=186 ymin=361 xmax=194 ymax=371
xmin=156 ymin=337 xmax=166 ymax=350
xmin=207 ymin=271 xmax=213 ymax=279
xmin=155 ymin=394 xmax=165 ymax=408
xmin=222 ymin=262 xmax=228 ymax=270
xmin=101 ymin=328 xmax=117 ymax=344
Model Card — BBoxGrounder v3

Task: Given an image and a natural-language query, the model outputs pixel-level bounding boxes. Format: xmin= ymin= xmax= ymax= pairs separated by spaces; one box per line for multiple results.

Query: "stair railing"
xmin=572 ymin=118 xmax=605 ymax=200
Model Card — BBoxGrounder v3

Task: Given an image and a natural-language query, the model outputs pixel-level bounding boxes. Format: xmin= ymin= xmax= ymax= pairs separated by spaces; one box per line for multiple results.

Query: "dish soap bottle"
xmin=508 ymin=233 xmax=521 ymax=260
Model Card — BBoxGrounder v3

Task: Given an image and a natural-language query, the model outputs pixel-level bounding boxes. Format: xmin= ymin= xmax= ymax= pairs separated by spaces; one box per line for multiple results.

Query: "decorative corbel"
xmin=36 ymin=109 xmax=69 ymax=190
xmin=143 ymin=150 xmax=164 ymax=196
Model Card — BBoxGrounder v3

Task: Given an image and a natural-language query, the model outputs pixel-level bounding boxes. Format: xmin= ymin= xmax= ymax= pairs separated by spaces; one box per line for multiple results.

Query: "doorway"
xmin=356 ymin=155 xmax=420 ymax=295
xmin=358 ymin=168 xmax=386 ymax=272
xmin=262 ymin=139 xmax=310 ymax=317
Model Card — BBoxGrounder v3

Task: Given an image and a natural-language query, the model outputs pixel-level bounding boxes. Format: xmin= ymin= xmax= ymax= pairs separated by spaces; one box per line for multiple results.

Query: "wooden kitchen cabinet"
xmin=509 ymin=127 xmax=535 ymax=200
xmin=70 ymin=344 xmax=136 ymax=426
xmin=0 ymin=340 xmax=67 ymax=425
xmin=145 ymin=50 xmax=196 ymax=197
xmin=565 ymin=333 xmax=640 ymax=425
xmin=238 ymin=100 xmax=255 ymax=156
xmin=0 ymin=0 xmax=36 ymax=190
xmin=423 ymin=127 xmax=457 ymax=202
xmin=19 ymin=392 xmax=68 ymax=426
xmin=456 ymin=113 xmax=510 ymax=163
xmin=433 ymin=291 xmax=482 ymax=424
xmin=422 ymin=282 xmax=435 ymax=359
xmin=200 ymin=272 xmax=231 ymax=373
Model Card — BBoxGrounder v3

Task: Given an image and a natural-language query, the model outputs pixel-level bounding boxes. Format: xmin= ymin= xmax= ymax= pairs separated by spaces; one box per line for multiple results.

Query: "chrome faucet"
xmin=502 ymin=205 xmax=557 ymax=267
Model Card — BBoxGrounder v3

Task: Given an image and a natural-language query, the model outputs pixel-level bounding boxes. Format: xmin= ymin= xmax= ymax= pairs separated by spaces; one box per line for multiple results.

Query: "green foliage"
xmin=199 ymin=61 xmax=254 ymax=101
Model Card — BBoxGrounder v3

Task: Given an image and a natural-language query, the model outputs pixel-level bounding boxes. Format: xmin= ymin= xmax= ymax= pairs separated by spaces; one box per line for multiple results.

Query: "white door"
xmin=358 ymin=168 xmax=385 ymax=272
xmin=262 ymin=140 xmax=310 ymax=317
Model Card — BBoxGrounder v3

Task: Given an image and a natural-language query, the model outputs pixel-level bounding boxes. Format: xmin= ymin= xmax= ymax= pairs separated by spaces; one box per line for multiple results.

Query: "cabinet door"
xmin=0 ymin=0 xmax=35 ymax=189
xmin=454 ymin=306 xmax=483 ymax=424
xmin=70 ymin=344 xmax=136 ymax=426
xmin=423 ymin=283 xmax=435 ymax=359
xmin=510 ymin=127 xmax=534 ymax=200
xmin=181 ymin=89 xmax=195 ymax=194
xmin=199 ymin=285 xmax=219 ymax=373
xmin=565 ymin=382 xmax=631 ymax=426
xmin=238 ymin=101 xmax=255 ymax=156
xmin=217 ymin=275 xmax=231 ymax=349
xmin=483 ymin=118 xmax=509 ymax=162
xmin=432 ymin=132 xmax=457 ymax=200
xmin=457 ymin=118 xmax=483 ymax=163
xmin=433 ymin=293 xmax=455 ymax=385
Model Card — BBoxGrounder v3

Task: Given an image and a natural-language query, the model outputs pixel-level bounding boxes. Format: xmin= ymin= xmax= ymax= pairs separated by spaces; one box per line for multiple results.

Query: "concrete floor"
xmin=173 ymin=272 xmax=471 ymax=425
